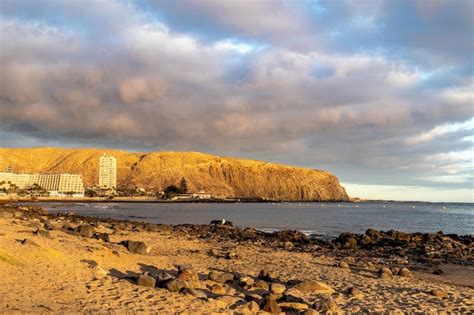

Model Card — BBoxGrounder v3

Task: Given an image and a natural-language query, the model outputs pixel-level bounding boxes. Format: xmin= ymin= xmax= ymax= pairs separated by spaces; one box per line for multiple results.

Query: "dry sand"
xmin=0 ymin=215 xmax=473 ymax=314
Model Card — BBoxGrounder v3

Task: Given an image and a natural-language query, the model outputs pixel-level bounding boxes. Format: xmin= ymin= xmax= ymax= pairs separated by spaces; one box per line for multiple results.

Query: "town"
xmin=0 ymin=154 xmax=212 ymax=201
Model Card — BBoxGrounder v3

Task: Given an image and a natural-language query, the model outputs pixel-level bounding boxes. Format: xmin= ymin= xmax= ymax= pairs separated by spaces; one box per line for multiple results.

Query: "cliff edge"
xmin=0 ymin=147 xmax=349 ymax=201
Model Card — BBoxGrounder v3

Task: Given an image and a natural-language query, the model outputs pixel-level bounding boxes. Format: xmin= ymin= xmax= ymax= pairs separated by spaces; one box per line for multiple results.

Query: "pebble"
xmin=430 ymin=289 xmax=448 ymax=298
xmin=378 ymin=267 xmax=393 ymax=279
xmin=398 ymin=267 xmax=412 ymax=277
xmin=278 ymin=302 xmax=309 ymax=311
xmin=293 ymin=280 xmax=334 ymax=294
xmin=181 ymin=288 xmax=207 ymax=299
xmin=208 ymin=271 xmax=234 ymax=283
xmin=165 ymin=279 xmax=186 ymax=292
xmin=270 ymin=282 xmax=286 ymax=294
xmin=313 ymin=296 xmax=337 ymax=312
xmin=137 ymin=275 xmax=156 ymax=288
xmin=347 ymin=287 xmax=363 ymax=298
xmin=261 ymin=295 xmax=281 ymax=313
xmin=211 ymin=284 xmax=227 ymax=295
xmin=121 ymin=240 xmax=151 ymax=255
xmin=254 ymin=279 xmax=269 ymax=290
xmin=339 ymin=261 xmax=350 ymax=269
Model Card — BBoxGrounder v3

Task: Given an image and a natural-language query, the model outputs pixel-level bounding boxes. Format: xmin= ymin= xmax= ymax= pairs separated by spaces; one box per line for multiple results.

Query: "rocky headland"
xmin=0 ymin=203 xmax=473 ymax=313
xmin=0 ymin=147 xmax=348 ymax=201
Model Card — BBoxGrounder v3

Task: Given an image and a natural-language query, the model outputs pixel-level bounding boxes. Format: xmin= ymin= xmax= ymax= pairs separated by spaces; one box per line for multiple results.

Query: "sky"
xmin=0 ymin=0 xmax=473 ymax=202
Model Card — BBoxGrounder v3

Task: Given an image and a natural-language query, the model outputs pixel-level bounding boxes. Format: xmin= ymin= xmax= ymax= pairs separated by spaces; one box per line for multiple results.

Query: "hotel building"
xmin=0 ymin=172 xmax=85 ymax=196
xmin=99 ymin=154 xmax=117 ymax=189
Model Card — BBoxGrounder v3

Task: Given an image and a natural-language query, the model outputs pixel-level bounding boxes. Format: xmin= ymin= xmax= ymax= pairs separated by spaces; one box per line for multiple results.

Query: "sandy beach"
xmin=0 ymin=204 xmax=473 ymax=314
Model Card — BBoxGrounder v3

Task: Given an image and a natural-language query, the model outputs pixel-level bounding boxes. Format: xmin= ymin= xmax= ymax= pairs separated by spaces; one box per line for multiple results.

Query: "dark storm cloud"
xmin=0 ymin=0 xmax=472 ymax=199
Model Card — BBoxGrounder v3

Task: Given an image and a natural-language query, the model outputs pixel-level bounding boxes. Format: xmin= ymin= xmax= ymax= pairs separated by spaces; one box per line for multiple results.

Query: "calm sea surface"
xmin=32 ymin=201 xmax=474 ymax=238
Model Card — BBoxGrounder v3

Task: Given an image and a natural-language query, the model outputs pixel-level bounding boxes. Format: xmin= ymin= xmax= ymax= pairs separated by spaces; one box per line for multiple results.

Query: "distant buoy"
xmin=412 ymin=205 xmax=415 ymax=209
xmin=383 ymin=205 xmax=386 ymax=208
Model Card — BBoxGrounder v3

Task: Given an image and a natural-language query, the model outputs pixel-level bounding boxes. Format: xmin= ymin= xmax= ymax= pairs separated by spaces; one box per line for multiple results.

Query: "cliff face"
xmin=0 ymin=147 xmax=349 ymax=201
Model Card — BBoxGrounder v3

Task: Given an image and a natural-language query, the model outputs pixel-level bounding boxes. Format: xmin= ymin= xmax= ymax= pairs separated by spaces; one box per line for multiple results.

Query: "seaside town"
xmin=0 ymin=154 xmax=211 ymax=201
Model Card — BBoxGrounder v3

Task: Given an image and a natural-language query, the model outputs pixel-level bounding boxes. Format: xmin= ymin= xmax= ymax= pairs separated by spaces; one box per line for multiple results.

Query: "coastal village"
xmin=0 ymin=154 xmax=211 ymax=201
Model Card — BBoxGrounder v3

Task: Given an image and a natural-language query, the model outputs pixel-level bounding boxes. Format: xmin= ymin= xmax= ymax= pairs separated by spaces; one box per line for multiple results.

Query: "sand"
xmin=0 ymin=214 xmax=473 ymax=314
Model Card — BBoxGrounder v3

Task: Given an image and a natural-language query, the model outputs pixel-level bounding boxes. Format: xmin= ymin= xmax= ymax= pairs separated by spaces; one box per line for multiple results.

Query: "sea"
xmin=30 ymin=201 xmax=474 ymax=239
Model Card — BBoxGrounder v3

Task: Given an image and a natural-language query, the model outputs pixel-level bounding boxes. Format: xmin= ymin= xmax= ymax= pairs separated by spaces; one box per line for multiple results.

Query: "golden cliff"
xmin=0 ymin=147 xmax=348 ymax=201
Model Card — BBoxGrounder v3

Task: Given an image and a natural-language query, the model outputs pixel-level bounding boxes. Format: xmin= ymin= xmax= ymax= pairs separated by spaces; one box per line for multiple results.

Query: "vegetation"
xmin=179 ymin=177 xmax=188 ymax=194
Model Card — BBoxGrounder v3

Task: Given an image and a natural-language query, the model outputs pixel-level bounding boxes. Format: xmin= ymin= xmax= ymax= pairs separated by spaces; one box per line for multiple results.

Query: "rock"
xmin=279 ymin=302 xmax=309 ymax=312
xmin=43 ymin=221 xmax=55 ymax=230
xmin=94 ymin=267 xmax=108 ymax=278
xmin=302 ymin=309 xmax=320 ymax=315
xmin=378 ymin=267 xmax=393 ymax=279
xmin=209 ymin=249 xmax=221 ymax=257
xmin=237 ymin=301 xmax=260 ymax=313
xmin=121 ymin=240 xmax=151 ymax=255
xmin=225 ymin=251 xmax=238 ymax=259
xmin=214 ymin=296 xmax=240 ymax=309
xmin=181 ymin=288 xmax=207 ymax=299
xmin=165 ymin=279 xmax=186 ymax=292
xmin=432 ymin=268 xmax=444 ymax=275
xmin=430 ymin=289 xmax=447 ymax=298
xmin=313 ymin=297 xmax=337 ymax=312
xmin=293 ymin=281 xmax=334 ymax=294
xmin=398 ymin=267 xmax=412 ymax=277
xmin=153 ymin=270 xmax=175 ymax=287
xmin=34 ymin=229 xmax=51 ymax=238
xmin=338 ymin=261 xmax=350 ymax=269
xmin=178 ymin=268 xmax=199 ymax=283
xmin=208 ymin=271 xmax=234 ymax=283
xmin=239 ymin=275 xmax=255 ymax=287
xmin=258 ymin=269 xmax=276 ymax=282
xmin=77 ymin=225 xmax=95 ymax=238
xmin=270 ymin=282 xmax=286 ymax=294
xmin=346 ymin=287 xmax=363 ymax=298
xmin=254 ymin=279 xmax=269 ymax=291
xmin=261 ymin=295 xmax=281 ymax=313
xmin=211 ymin=284 xmax=227 ymax=295
xmin=137 ymin=275 xmax=156 ymax=288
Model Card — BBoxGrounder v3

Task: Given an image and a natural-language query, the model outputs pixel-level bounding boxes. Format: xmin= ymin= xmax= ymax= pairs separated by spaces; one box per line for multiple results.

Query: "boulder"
xmin=236 ymin=301 xmax=260 ymax=313
xmin=178 ymin=268 xmax=199 ymax=283
xmin=397 ymin=267 xmax=412 ymax=278
xmin=121 ymin=240 xmax=151 ymax=255
xmin=238 ymin=275 xmax=255 ymax=287
xmin=302 ymin=309 xmax=319 ymax=315
xmin=210 ymin=219 xmax=233 ymax=226
xmin=208 ymin=271 xmax=234 ymax=283
xmin=225 ymin=251 xmax=238 ymax=259
xmin=137 ymin=275 xmax=156 ymax=288
xmin=258 ymin=269 xmax=277 ymax=282
xmin=378 ymin=267 xmax=393 ymax=279
xmin=260 ymin=295 xmax=281 ymax=313
xmin=211 ymin=284 xmax=227 ymax=295
xmin=165 ymin=279 xmax=186 ymax=292
xmin=346 ymin=287 xmax=363 ymax=298
xmin=77 ymin=225 xmax=95 ymax=238
xmin=430 ymin=289 xmax=447 ymax=298
xmin=270 ymin=282 xmax=286 ymax=295
xmin=34 ymin=229 xmax=52 ymax=238
xmin=293 ymin=281 xmax=334 ymax=294
xmin=20 ymin=239 xmax=39 ymax=247
xmin=313 ymin=297 xmax=337 ymax=312
xmin=338 ymin=261 xmax=350 ymax=269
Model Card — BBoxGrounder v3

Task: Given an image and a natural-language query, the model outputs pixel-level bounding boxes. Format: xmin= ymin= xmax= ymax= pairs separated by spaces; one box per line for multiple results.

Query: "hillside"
xmin=0 ymin=147 xmax=348 ymax=201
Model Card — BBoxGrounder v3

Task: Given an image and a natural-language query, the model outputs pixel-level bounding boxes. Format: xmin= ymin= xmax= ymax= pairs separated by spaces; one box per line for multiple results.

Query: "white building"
xmin=99 ymin=154 xmax=117 ymax=189
xmin=0 ymin=172 xmax=85 ymax=196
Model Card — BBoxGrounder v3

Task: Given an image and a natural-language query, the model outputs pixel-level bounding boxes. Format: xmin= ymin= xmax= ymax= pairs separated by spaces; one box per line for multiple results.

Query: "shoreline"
xmin=1 ymin=202 xmax=473 ymax=313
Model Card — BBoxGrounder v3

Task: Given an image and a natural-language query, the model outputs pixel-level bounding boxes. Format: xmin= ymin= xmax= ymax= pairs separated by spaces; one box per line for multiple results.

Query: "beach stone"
xmin=178 ymin=269 xmax=199 ymax=283
xmin=347 ymin=287 xmax=363 ymax=298
xmin=338 ymin=261 xmax=350 ymax=269
xmin=211 ymin=284 xmax=227 ymax=295
xmin=398 ymin=267 xmax=412 ymax=277
xmin=258 ymin=269 xmax=277 ymax=282
xmin=121 ymin=240 xmax=151 ymax=255
xmin=77 ymin=225 xmax=95 ymax=238
xmin=270 ymin=282 xmax=286 ymax=294
xmin=236 ymin=301 xmax=260 ymax=313
xmin=43 ymin=221 xmax=55 ymax=230
xmin=225 ymin=251 xmax=238 ymax=259
xmin=279 ymin=302 xmax=309 ymax=312
xmin=378 ymin=267 xmax=393 ymax=279
xmin=254 ymin=279 xmax=269 ymax=290
xmin=34 ymin=229 xmax=52 ymax=238
xmin=239 ymin=275 xmax=255 ymax=287
xmin=94 ymin=267 xmax=108 ymax=278
xmin=313 ymin=297 xmax=337 ymax=312
xmin=293 ymin=281 xmax=334 ymax=294
xmin=165 ymin=279 xmax=186 ymax=292
xmin=261 ymin=295 xmax=281 ymax=313
xmin=432 ymin=268 xmax=444 ymax=275
xmin=137 ymin=275 xmax=156 ymax=288
xmin=302 ymin=309 xmax=320 ymax=315
xmin=209 ymin=249 xmax=221 ymax=257
xmin=430 ymin=289 xmax=448 ymax=298
xmin=209 ymin=271 xmax=234 ymax=283
xmin=181 ymin=288 xmax=207 ymax=299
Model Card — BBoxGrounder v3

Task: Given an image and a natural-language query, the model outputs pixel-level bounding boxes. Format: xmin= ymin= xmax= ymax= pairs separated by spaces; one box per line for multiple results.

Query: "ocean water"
xmin=32 ymin=201 xmax=474 ymax=238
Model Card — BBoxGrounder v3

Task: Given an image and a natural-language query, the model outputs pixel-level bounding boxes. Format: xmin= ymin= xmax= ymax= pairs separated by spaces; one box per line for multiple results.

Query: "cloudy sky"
xmin=0 ymin=0 xmax=473 ymax=202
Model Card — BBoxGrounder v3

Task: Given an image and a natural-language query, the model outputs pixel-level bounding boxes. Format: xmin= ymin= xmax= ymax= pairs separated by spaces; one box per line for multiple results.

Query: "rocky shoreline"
xmin=1 ymin=202 xmax=473 ymax=313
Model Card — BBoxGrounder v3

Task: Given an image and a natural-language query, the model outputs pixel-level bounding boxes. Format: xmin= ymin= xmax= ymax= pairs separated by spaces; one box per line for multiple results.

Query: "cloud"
xmin=0 ymin=0 xmax=472 ymax=201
